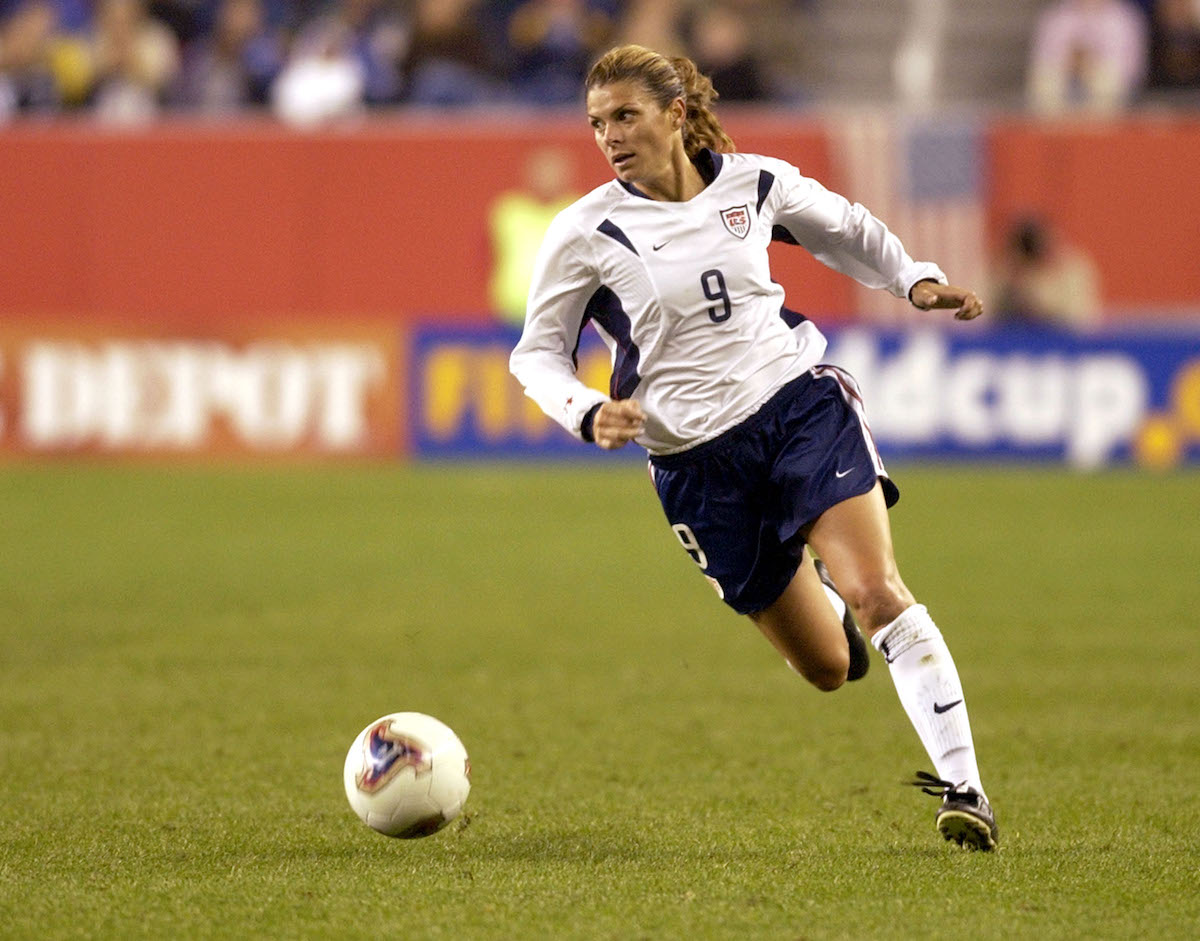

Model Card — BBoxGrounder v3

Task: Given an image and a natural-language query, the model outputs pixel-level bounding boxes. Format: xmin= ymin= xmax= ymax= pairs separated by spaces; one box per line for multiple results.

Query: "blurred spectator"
xmin=1147 ymin=0 xmax=1200 ymax=90
xmin=0 ymin=0 xmax=61 ymax=116
xmin=89 ymin=0 xmax=182 ymax=122
xmin=175 ymin=0 xmax=283 ymax=111
xmin=0 ymin=0 xmax=816 ymax=116
xmin=1027 ymin=0 xmax=1149 ymax=115
xmin=990 ymin=216 xmax=1102 ymax=329
xmin=148 ymin=1 xmax=207 ymax=45
xmin=271 ymin=13 xmax=364 ymax=124
xmin=401 ymin=0 xmax=500 ymax=106
xmin=336 ymin=0 xmax=408 ymax=105
xmin=505 ymin=0 xmax=613 ymax=105
xmin=688 ymin=1 xmax=770 ymax=101
xmin=615 ymin=0 xmax=689 ymax=56
xmin=729 ymin=0 xmax=811 ymax=106
xmin=614 ymin=0 xmax=806 ymax=104
xmin=0 ymin=0 xmax=88 ymax=31
xmin=272 ymin=0 xmax=407 ymax=118
xmin=488 ymin=146 xmax=580 ymax=323
xmin=0 ymin=0 xmax=94 ymax=116
xmin=267 ymin=1 xmax=325 ymax=34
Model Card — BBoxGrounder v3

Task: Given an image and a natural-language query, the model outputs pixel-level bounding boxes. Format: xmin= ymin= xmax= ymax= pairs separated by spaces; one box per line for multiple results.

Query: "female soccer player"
xmin=509 ymin=44 xmax=998 ymax=851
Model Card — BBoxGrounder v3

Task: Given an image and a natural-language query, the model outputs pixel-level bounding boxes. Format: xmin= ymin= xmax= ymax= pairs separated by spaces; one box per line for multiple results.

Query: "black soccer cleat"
xmin=907 ymin=770 xmax=999 ymax=851
xmin=813 ymin=557 xmax=869 ymax=681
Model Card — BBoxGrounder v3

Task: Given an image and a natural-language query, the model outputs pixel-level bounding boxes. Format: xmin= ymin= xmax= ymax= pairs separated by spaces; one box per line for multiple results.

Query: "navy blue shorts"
xmin=649 ymin=366 xmax=899 ymax=615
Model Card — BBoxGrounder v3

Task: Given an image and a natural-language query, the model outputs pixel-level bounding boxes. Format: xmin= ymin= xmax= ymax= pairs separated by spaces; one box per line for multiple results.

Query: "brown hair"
xmin=585 ymin=44 xmax=736 ymax=159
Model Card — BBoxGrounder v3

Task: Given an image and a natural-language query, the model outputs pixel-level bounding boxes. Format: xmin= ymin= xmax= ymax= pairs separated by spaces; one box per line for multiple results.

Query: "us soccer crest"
xmin=720 ymin=204 xmax=751 ymax=239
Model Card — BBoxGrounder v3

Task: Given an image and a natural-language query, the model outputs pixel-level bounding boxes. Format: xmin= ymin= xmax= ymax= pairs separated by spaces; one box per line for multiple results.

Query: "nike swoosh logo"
xmin=835 ymin=468 xmax=854 ymax=479
xmin=933 ymin=699 xmax=963 ymax=714
xmin=652 ymin=240 xmax=671 ymax=251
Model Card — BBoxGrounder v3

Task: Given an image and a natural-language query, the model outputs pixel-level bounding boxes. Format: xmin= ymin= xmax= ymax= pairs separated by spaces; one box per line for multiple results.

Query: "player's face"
xmin=587 ymin=81 xmax=684 ymax=188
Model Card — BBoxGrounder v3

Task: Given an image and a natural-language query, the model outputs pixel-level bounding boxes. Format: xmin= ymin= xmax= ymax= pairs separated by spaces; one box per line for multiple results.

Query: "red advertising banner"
xmin=0 ymin=321 xmax=407 ymax=459
xmin=0 ymin=117 xmax=842 ymax=326
xmin=4 ymin=116 xmax=1198 ymax=326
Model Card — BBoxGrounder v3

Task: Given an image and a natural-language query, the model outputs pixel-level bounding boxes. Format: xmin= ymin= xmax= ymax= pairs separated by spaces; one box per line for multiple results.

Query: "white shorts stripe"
xmin=811 ymin=364 xmax=887 ymax=480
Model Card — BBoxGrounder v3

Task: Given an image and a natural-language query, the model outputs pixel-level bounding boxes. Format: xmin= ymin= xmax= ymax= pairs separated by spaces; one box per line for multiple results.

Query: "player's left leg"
xmin=747 ymin=549 xmax=866 ymax=691
xmin=803 ymin=483 xmax=997 ymax=850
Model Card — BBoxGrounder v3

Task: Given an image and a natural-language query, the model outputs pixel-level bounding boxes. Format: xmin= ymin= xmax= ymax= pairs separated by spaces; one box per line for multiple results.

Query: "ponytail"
xmin=586 ymin=45 xmax=736 ymax=159
xmin=669 ymin=55 xmax=736 ymax=158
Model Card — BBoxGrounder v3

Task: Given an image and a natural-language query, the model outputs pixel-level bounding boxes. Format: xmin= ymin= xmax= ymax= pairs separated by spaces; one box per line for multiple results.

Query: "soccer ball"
xmin=343 ymin=712 xmax=471 ymax=838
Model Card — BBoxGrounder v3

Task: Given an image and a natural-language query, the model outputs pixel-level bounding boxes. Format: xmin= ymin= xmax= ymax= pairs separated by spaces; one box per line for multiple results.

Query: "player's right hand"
xmin=910 ymin=281 xmax=984 ymax=321
xmin=593 ymin=399 xmax=645 ymax=449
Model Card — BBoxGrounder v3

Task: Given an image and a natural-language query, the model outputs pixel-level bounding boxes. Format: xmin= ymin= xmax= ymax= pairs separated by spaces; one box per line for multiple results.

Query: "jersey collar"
xmin=617 ymin=149 xmax=724 ymax=200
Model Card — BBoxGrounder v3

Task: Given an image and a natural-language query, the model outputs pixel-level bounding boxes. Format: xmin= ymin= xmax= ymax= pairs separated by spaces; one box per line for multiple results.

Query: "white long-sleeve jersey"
xmin=509 ymin=150 xmax=945 ymax=455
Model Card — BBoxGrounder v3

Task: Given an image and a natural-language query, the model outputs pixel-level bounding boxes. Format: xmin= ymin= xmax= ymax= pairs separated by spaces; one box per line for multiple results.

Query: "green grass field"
xmin=1 ymin=464 xmax=1198 ymax=940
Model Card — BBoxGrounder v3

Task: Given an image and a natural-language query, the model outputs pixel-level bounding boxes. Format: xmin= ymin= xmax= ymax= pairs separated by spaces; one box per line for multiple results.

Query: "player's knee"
xmin=811 ymin=666 xmax=847 ymax=692
xmin=808 ymin=661 xmax=848 ymax=692
xmin=840 ymin=572 xmax=914 ymax=634
xmin=788 ymin=652 xmax=849 ymax=692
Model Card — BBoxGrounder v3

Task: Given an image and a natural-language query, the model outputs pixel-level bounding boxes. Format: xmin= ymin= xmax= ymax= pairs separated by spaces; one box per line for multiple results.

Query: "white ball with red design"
xmin=343 ymin=712 xmax=471 ymax=838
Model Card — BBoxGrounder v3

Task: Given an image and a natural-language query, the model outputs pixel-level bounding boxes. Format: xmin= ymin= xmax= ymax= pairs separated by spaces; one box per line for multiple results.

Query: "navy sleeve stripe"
xmin=570 ymin=314 xmax=587 ymax=369
xmin=696 ymin=148 xmax=724 ymax=183
xmin=778 ymin=305 xmax=808 ymax=329
xmin=756 ymin=170 xmax=775 ymax=213
xmin=584 ymin=285 xmax=642 ymax=400
xmin=597 ymin=219 xmax=639 ymax=256
xmin=771 ymin=224 xmax=800 ymax=245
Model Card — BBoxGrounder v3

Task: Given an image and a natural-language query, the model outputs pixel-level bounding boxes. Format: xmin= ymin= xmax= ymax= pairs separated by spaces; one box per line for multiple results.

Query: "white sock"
xmin=872 ymin=603 xmax=984 ymax=797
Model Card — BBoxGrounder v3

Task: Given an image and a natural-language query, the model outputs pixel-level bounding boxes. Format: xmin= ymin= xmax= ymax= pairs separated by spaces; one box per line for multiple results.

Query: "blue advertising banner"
xmin=410 ymin=324 xmax=639 ymax=461
xmin=409 ymin=323 xmax=1200 ymax=469
xmin=825 ymin=326 xmax=1200 ymax=469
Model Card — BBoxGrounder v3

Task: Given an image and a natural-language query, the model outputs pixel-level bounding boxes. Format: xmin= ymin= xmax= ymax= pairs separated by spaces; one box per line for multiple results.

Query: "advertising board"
xmin=827 ymin=327 xmax=1200 ymax=468
xmin=2 ymin=320 xmax=1195 ymax=468
xmin=0 ymin=322 xmax=406 ymax=459
xmin=408 ymin=324 xmax=1200 ymax=469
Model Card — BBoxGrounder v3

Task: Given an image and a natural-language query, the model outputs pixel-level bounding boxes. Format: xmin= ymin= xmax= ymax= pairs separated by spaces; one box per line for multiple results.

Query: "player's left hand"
xmin=910 ymin=282 xmax=984 ymax=321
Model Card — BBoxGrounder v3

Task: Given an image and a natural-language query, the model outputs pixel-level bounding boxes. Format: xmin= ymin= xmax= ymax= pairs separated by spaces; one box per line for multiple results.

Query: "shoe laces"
xmin=906 ymin=770 xmax=970 ymax=798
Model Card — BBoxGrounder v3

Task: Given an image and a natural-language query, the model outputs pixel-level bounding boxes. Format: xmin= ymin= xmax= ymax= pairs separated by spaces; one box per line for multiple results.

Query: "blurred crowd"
xmin=1 ymin=0 xmax=1199 ymax=123
xmin=0 ymin=0 xmax=810 ymax=123
xmin=1028 ymin=0 xmax=1200 ymax=114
